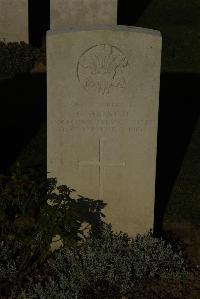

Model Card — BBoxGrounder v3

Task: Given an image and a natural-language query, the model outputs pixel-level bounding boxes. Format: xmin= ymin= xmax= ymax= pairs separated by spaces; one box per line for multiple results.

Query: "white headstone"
xmin=50 ymin=0 xmax=118 ymax=29
xmin=0 ymin=0 xmax=28 ymax=43
xmin=47 ymin=26 xmax=162 ymax=236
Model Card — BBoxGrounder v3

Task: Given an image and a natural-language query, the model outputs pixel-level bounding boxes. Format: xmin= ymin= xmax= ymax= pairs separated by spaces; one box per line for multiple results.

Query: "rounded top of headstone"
xmin=47 ymin=25 xmax=162 ymax=38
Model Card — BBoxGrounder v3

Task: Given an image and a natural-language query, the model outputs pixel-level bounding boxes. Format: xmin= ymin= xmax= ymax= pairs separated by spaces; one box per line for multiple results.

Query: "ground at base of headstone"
xmin=123 ymin=221 xmax=200 ymax=299
xmin=124 ymin=273 xmax=200 ymax=299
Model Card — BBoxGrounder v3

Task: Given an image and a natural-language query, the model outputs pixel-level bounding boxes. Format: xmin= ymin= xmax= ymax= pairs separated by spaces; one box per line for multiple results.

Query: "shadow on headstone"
xmin=28 ymin=0 xmax=50 ymax=47
xmin=1 ymin=71 xmax=199 ymax=238
xmin=0 ymin=73 xmax=46 ymax=173
xmin=117 ymin=0 xmax=153 ymax=25
xmin=68 ymin=194 xmax=107 ymax=238
xmin=154 ymin=72 xmax=200 ymax=236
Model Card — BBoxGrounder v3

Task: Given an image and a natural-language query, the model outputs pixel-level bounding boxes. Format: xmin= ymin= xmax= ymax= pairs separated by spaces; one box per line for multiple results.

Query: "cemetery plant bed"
xmin=0 ymin=165 xmax=199 ymax=299
xmin=126 ymin=271 xmax=200 ymax=299
xmin=126 ymin=223 xmax=200 ymax=299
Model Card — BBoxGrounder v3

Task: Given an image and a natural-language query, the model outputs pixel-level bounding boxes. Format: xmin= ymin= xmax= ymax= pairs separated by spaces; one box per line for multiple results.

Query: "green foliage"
xmin=0 ymin=164 xmax=187 ymax=298
xmin=0 ymin=163 xmax=105 ymax=297
xmin=21 ymin=224 xmax=186 ymax=299
xmin=0 ymin=41 xmax=42 ymax=80
xmin=130 ymin=231 xmax=187 ymax=280
xmin=0 ymin=240 xmax=24 ymax=297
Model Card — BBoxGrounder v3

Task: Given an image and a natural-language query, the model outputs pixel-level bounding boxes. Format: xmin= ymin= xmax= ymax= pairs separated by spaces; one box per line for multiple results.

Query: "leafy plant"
xmin=0 ymin=41 xmax=43 ymax=80
xmin=0 ymin=163 xmax=105 ymax=297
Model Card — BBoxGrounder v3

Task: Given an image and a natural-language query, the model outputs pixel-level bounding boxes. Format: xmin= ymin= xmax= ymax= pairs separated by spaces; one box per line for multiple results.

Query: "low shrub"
xmin=0 ymin=41 xmax=43 ymax=80
xmin=20 ymin=223 xmax=187 ymax=299
xmin=0 ymin=164 xmax=187 ymax=298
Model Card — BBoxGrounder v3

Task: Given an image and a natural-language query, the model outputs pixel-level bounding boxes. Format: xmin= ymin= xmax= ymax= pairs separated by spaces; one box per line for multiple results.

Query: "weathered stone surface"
xmin=47 ymin=26 xmax=162 ymax=237
xmin=0 ymin=0 xmax=28 ymax=43
xmin=50 ymin=0 xmax=117 ymax=29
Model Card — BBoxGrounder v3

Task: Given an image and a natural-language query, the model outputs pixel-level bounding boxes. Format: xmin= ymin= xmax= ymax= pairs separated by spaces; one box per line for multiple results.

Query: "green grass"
xmin=137 ymin=0 xmax=200 ymax=226
xmin=164 ymin=116 xmax=200 ymax=226
xmin=136 ymin=0 xmax=200 ymax=73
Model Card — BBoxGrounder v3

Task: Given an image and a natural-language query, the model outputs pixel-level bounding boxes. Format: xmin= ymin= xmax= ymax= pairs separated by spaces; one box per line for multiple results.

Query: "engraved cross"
xmin=79 ymin=138 xmax=125 ymax=199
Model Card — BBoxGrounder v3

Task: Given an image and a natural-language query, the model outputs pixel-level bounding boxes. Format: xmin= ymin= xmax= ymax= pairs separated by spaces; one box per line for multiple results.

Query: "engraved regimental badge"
xmin=77 ymin=44 xmax=128 ymax=95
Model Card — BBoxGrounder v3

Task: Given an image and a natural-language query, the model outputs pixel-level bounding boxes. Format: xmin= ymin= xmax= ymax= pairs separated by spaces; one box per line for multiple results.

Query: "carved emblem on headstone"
xmin=77 ymin=44 xmax=128 ymax=95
